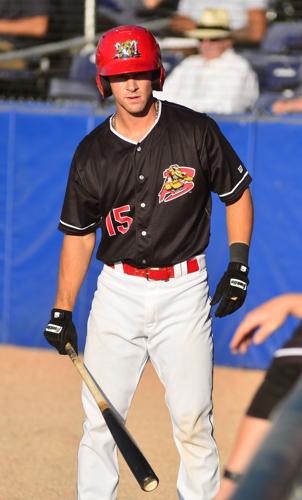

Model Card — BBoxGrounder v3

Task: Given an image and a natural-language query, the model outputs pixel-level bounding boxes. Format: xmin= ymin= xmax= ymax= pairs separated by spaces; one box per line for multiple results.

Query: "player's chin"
xmin=124 ymin=96 xmax=150 ymax=113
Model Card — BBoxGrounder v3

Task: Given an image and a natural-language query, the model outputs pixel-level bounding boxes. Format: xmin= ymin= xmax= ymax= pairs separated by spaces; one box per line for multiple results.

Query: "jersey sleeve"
xmin=201 ymin=117 xmax=252 ymax=205
xmin=58 ymin=149 xmax=102 ymax=235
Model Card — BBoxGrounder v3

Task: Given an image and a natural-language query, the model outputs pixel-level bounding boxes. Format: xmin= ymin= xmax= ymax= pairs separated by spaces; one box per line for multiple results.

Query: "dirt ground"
xmin=0 ymin=345 xmax=264 ymax=500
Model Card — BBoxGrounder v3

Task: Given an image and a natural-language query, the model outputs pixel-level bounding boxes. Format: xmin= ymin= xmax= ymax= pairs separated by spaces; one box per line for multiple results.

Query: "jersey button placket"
xmin=134 ymin=143 xmax=150 ymax=265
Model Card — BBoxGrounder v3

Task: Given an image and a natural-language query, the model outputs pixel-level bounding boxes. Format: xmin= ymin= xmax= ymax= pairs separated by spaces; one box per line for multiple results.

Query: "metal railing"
xmin=0 ymin=19 xmax=170 ymax=63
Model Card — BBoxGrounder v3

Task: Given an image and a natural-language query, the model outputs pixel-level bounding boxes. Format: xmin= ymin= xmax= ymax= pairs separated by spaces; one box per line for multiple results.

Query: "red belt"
xmin=109 ymin=258 xmax=200 ymax=281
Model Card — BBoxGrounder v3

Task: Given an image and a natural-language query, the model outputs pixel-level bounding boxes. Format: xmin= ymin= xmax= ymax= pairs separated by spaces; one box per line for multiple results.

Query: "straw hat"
xmin=186 ymin=8 xmax=231 ymax=40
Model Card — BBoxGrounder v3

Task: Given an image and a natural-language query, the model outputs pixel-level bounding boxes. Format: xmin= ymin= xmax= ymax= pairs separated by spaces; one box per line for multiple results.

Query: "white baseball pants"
xmin=78 ymin=257 xmax=219 ymax=499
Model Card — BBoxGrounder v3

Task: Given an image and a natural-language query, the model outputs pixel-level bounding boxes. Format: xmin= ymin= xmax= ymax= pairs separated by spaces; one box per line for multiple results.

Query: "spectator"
xmin=154 ymin=9 xmax=259 ymax=114
xmin=0 ymin=0 xmax=84 ymax=94
xmin=215 ymin=293 xmax=302 ymax=499
xmin=96 ymin=0 xmax=178 ymax=35
xmin=272 ymin=95 xmax=302 ymax=114
xmin=0 ymin=0 xmax=49 ymax=74
xmin=0 ymin=0 xmax=84 ymax=56
xmin=169 ymin=0 xmax=268 ymax=47
xmin=0 ymin=0 xmax=87 ymax=100
xmin=0 ymin=0 xmax=49 ymax=52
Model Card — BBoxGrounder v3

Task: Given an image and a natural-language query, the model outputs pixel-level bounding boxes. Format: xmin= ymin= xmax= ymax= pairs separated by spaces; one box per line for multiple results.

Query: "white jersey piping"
xmin=219 ymin=171 xmax=249 ymax=198
xmin=274 ymin=347 xmax=302 ymax=358
xmin=60 ymin=219 xmax=97 ymax=231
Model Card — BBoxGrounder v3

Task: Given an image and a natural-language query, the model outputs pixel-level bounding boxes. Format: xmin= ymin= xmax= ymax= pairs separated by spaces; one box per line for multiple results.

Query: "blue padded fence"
xmin=0 ymin=102 xmax=301 ymax=369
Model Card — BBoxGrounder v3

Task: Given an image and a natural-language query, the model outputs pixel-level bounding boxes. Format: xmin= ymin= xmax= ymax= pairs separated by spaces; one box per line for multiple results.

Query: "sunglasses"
xmin=199 ymin=38 xmax=225 ymax=42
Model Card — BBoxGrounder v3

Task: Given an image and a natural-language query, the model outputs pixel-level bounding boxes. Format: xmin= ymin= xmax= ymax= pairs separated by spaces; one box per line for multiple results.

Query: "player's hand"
xmin=44 ymin=308 xmax=78 ymax=355
xmin=230 ymin=296 xmax=292 ymax=354
xmin=211 ymin=262 xmax=249 ymax=318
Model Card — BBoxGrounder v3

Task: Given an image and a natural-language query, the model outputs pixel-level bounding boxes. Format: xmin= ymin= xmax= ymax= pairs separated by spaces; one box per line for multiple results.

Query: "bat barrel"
xmin=142 ymin=476 xmax=159 ymax=492
xmin=102 ymin=408 xmax=159 ymax=492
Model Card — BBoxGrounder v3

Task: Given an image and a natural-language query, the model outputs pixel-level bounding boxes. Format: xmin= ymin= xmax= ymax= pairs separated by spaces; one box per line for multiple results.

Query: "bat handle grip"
xmin=64 ymin=342 xmax=109 ymax=412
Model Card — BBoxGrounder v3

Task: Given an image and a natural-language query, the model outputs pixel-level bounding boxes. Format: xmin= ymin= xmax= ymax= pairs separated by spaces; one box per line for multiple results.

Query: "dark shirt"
xmin=0 ymin=0 xmax=49 ymax=48
xmin=0 ymin=0 xmax=49 ymax=19
xmin=59 ymin=100 xmax=252 ymax=268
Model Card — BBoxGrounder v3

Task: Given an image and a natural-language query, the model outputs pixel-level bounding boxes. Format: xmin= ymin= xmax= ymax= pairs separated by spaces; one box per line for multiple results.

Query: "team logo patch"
xmin=158 ymin=164 xmax=195 ymax=203
xmin=114 ymin=40 xmax=141 ymax=59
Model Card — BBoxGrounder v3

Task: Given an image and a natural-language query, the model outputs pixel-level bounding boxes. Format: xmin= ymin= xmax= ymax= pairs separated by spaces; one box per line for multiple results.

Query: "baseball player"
xmin=216 ymin=293 xmax=302 ymax=500
xmin=43 ymin=25 xmax=253 ymax=500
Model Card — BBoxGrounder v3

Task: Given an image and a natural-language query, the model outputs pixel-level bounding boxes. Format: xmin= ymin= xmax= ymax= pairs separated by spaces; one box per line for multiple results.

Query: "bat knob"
xmin=142 ymin=476 xmax=159 ymax=492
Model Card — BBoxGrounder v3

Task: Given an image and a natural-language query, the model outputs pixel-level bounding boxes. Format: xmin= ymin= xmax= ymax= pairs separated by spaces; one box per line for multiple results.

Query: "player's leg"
xmin=148 ymin=262 xmax=219 ymax=500
xmin=77 ymin=266 xmax=149 ymax=500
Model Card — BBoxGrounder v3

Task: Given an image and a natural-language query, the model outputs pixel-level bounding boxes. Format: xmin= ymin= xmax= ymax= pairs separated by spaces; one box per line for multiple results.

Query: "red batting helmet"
xmin=95 ymin=25 xmax=166 ymax=98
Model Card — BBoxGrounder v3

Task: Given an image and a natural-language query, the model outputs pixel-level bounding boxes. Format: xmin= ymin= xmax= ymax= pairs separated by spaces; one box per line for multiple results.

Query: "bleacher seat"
xmin=161 ymin=51 xmax=185 ymax=76
xmin=261 ymin=21 xmax=302 ymax=53
xmin=69 ymin=50 xmax=96 ymax=81
xmin=254 ymin=91 xmax=284 ymax=113
xmin=48 ymin=48 xmax=100 ymax=103
xmin=242 ymin=50 xmax=302 ymax=92
xmin=48 ymin=78 xmax=100 ymax=102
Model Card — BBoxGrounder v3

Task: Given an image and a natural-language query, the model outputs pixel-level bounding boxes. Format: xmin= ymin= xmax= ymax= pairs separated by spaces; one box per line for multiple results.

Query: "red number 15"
xmin=105 ymin=204 xmax=133 ymax=236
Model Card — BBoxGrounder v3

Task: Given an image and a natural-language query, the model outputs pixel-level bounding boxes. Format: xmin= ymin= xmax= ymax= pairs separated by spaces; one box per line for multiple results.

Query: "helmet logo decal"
xmin=114 ymin=40 xmax=141 ymax=59
xmin=158 ymin=165 xmax=195 ymax=203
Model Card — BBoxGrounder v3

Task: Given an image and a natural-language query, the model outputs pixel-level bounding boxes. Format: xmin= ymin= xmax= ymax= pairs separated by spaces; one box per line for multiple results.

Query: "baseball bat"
xmin=65 ymin=342 xmax=159 ymax=492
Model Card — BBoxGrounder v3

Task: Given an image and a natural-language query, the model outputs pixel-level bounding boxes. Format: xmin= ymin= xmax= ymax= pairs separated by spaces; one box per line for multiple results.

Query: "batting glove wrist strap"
xmin=229 ymin=242 xmax=249 ymax=266
xmin=44 ymin=308 xmax=78 ymax=355
xmin=211 ymin=262 xmax=249 ymax=318
xmin=51 ymin=308 xmax=72 ymax=320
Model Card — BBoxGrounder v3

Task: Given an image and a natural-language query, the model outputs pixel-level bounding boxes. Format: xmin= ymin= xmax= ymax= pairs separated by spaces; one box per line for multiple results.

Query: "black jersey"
xmin=59 ymin=100 xmax=252 ymax=268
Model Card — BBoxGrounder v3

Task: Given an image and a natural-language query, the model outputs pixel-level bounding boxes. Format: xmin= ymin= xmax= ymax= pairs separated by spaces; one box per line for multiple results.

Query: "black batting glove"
xmin=211 ymin=262 xmax=249 ymax=318
xmin=44 ymin=308 xmax=78 ymax=355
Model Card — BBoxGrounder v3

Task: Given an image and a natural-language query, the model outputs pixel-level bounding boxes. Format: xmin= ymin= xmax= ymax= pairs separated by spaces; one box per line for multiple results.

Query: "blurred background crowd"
xmin=1 ymin=0 xmax=302 ymax=114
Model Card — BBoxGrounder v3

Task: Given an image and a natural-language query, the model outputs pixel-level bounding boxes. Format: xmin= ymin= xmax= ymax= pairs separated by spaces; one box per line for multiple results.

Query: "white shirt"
xmin=177 ymin=0 xmax=267 ymax=29
xmin=154 ymin=49 xmax=259 ymax=114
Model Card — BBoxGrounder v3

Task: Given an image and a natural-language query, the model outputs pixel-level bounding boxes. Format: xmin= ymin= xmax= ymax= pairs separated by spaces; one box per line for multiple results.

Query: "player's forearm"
xmin=226 ymin=188 xmax=254 ymax=246
xmin=278 ymin=293 xmax=302 ymax=319
xmin=54 ymin=233 xmax=96 ymax=311
xmin=0 ymin=16 xmax=48 ymax=37
xmin=231 ymin=10 xmax=267 ymax=44
xmin=215 ymin=416 xmax=271 ymax=499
